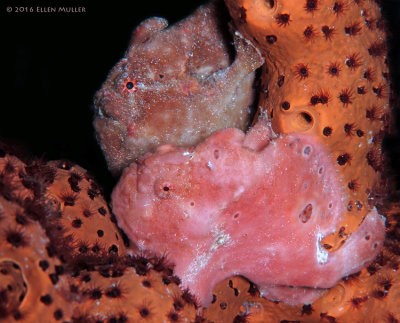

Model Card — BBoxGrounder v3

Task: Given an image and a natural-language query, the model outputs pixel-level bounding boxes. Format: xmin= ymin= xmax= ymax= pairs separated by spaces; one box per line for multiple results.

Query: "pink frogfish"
xmin=112 ymin=120 xmax=385 ymax=307
xmin=93 ymin=2 xmax=263 ymax=176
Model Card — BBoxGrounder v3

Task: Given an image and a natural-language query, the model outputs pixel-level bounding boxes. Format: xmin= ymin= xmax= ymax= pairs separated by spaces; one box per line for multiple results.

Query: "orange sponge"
xmin=0 ymin=152 xmax=69 ymax=321
xmin=225 ymin=0 xmax=391 ymax=251
xmin=44 ymin=160 xmax=128 ymax=267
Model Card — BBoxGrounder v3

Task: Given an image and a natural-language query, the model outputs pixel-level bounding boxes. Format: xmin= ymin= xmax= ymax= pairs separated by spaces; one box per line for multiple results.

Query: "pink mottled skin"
xmin=112 ymin=120 xmax=385 ymax=307
xmin=93 ymin=1 xmax=264 ymax=176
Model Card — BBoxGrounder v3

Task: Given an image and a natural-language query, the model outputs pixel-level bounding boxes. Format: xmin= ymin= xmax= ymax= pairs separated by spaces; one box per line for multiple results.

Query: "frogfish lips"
xmin=93 ymin=89 xmax=126 ymax=121
xmin=111 ymin=122 xmax=386 ymax=307
xmin=93 ymin=88 xmax=133 ymax=175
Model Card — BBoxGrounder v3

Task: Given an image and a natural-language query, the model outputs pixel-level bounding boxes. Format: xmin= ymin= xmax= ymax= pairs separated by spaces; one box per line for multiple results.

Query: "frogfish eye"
xmin=126 ymin=81 xmax=135 ymax=90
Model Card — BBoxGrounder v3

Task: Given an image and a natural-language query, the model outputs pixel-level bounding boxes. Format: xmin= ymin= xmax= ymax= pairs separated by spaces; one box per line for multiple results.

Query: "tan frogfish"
xmin=93 ymin=1 xmax=263 ymax=175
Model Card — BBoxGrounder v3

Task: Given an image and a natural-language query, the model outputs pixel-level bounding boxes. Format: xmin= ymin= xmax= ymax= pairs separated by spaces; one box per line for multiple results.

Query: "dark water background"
xmin=1 ymin=0 xmax=399 ymax=198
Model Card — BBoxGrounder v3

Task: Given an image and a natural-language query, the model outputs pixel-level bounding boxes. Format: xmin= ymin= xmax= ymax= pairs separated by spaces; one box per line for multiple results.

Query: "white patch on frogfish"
xmin=316 ymin=232 xmax=329 ymax=264
xmin=185 ymin=250 xmax=211 ymax=284
xmin=210 ymin=227 xmax=231 ymax=251
xmin=234 ymin=185 xmax=245 ymax=199
xmin=211 ymin=233 xmax=231 ymax=251
xmin=137 ymin=240 xmax=146 ymax=249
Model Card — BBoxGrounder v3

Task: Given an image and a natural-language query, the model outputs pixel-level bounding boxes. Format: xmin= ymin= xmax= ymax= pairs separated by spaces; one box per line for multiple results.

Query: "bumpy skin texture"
xmin=112 ymin=121 xmax=385 ymax=307
xmin=203 ymin=203 xmax=400 ymax=322
xmin=93 ymin=1 xmax=264 ymax=176
xmin=225 ymin=0 xmax=391 ymax=252
xmin=0 ymin=151 xmax=198 ymax=322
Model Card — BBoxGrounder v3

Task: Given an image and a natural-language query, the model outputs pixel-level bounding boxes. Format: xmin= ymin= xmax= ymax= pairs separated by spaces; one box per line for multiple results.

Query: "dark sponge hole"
xmin=301 ymin=112 xmax=313 ymax=124
xmin=266 ymin=0 xmax=275 ymax=8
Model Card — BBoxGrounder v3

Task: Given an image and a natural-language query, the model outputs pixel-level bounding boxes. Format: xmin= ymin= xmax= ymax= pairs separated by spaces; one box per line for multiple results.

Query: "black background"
xmin=1 ymin=0 xmax=399 ymax=198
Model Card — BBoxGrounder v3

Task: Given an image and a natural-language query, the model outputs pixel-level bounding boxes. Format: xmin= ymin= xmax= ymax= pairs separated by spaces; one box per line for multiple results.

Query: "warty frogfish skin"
xmin=111 ymin=120 xmax=385 ymax=307
xmin=93 ymin=1 xmax=264 ymax=176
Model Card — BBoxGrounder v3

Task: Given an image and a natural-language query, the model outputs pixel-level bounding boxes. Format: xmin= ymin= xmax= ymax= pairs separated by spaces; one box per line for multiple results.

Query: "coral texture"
xmin=0 ymin=153 xmax=64 ymax=321
xmin=225 ymin=0 xmax=391 ymax=251
xmin=44 ymin=160 xmax=127 ymax=264
xmin=93 ymin=1 xmax=264 ymax=176
xmin=0 ymin=151 xmax=199 ymax=322
xmin=202 ymin=202 xmax=400 ymax=322
xmin=112 ymin=120 xmax=385 ymax=307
